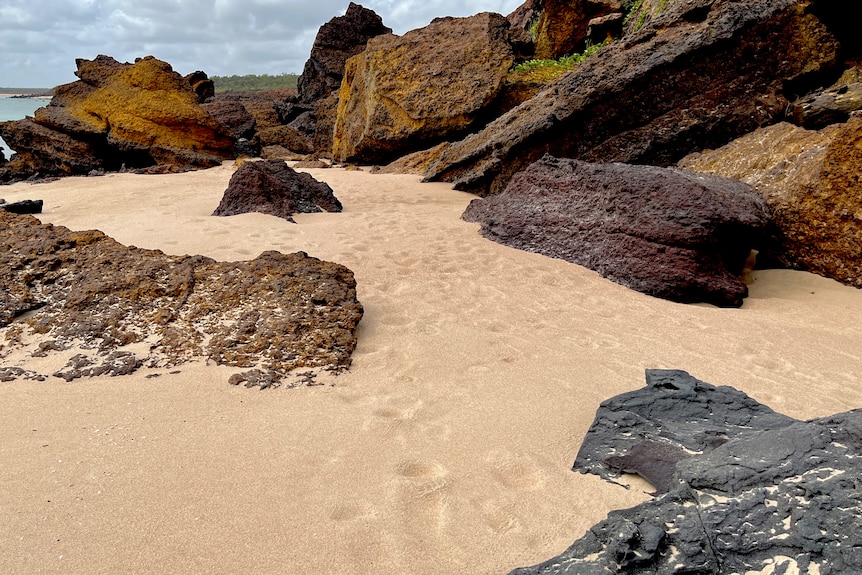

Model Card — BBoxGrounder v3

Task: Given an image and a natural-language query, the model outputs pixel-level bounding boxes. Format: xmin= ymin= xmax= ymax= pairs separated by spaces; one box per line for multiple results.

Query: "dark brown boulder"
xmin=212 ymin=159 xmax=342 ymax=222
xmin=184 ymin=70 xmax=215 ymax=103
xmin=425 ymin=0 xmax=842 ymax=196
xmin=256 ymin=125 xmax=314 ymax=154
xmin=462 ymin=156 xmax=769 ymax=307
xmin=0 ymin=55 xmax=235 ymax=182
xmin=0 ymin=210 xmax=362 ymax=384
xmin=289 ymin=3 xmax=391 ymax=156
xmin=297 ymin=2 xmax=392 ymax=104
xmin=333 ymin=12 xmax=517 ymax=164
xmin=201 ymin=99 xmax=256 ymax=140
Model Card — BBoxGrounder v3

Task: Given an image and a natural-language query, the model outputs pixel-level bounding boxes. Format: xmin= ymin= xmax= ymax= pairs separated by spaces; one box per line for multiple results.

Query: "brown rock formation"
xmin=680 ymin=116 xmax=862 ymax=288
xmin=462 ymin=156 xmax=769 ymax=307
xmin=0 ymin=210 xmax=362 ymax=385
xmin=212 ymin=159 xmax=342 ymax=222
xmin=287 ymin=3 xmax=391 ymax=156
xmin=533 ymin=0 xmax=622 ymax=59
xmin=0 ymin=55 xmax=235 ymax=182
xmin=297 ymin=2 xmax=392 ymax=104
xmin=333 ymin=12 xmax=517 ymax=165
xmin=424 ymin=0 xmax=842 ymax=196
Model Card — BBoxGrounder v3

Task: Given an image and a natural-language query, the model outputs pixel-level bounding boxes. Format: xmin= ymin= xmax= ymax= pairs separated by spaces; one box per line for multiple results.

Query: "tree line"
xmin=210 ymin=73 xmax=299 ymax=92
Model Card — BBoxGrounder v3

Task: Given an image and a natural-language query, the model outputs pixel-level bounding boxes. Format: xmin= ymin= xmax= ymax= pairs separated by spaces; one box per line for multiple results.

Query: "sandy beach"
xmin=2 ymin=163 xmax=861 ymax=574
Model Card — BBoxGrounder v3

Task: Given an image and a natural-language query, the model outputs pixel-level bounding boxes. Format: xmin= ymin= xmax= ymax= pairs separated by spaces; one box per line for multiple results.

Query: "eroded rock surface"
xmin=425 ymin=0 xmax=842 ymax=196
xmin=510 ymin=369 xmax=862 ymax=574
xmin=462 ymin=156 xmax=768 ymax=307
xmin=532 ymin=0 xmax=622 ymax=59
xmin=0 ymin=211 xmax=362 ymax=384
xmin=680 ymin=115 xmax=862 ymax=288
xmin=0 ymin=55 xmax=235 ymax=182
xmin=333 ymin=12 xmax=517 ymax=164
xmin=212 ymin=160 xmax=342 ymax=222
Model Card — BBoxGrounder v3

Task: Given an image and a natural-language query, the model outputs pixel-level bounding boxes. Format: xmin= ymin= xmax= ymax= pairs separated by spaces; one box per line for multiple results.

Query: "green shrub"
xmin=510 ymin=39 xmax=610 ymax=83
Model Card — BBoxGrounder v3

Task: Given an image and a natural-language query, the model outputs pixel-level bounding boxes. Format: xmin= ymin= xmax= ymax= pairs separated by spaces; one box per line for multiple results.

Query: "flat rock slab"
xmin=510 ymin=369 xmax=862 ymax=574
xmin=462 ymin=156 xmax=769 ymax=307
xmin=0 ymin=211 xmax=363 ymax=386
xmin=212 ymin=159 xmax=342 ymax=223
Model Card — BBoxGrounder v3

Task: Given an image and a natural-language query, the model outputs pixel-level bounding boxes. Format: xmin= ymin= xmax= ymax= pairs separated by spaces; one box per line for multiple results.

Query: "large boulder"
xmin=212 ymin=159 xmax=342 ymax=222
xmin=332 ymin=12 xmax=517 ymax=165
xmin=287 ymin=3 xmax=391 ymax=156
xmin=0 ymin=55 xmax=235 ymax=181
xmin=679 ymin=115 xmax=862 ymax=288
xmin=511 ymin=369 xmax=862 ymax=574
xmin=424 ymin=0 xmax=843 ymax=196
xmin=297 ymin=2 xmax=392 ymax=104
xmin=462 ymin=156 xmax=769 ymax=307
xmin=0 ymin=210 xmax=362 ymax=385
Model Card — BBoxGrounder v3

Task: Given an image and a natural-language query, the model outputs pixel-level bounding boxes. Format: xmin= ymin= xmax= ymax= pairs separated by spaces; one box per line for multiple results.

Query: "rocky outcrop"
xmin=297 ymin=2 xmax=392 ymax=104
xmin=0 ymin=55 xmax=235 ymax=182
xmin=332 ymin=12 xmax=517 ymax=165
xmin=212 ymin=159 xmax=342 ymax=222
xmin=184 ymin=70 xmax=215 ymax=103
xmin=281 ymin=3 xmax=391 ymax=157
xmin=0 ymin=199 xmax=43 ymax=214
xmin=679 ymin=115 xmax=862 ymax=288
xmin=788 ymin=80 xmax=862 ymax=129
xmin=0 ymin=210 xmax=362 ymax=385
xmin=462 ymin=156 xmax=768 ymax=307
xmin=425 ymin=0 xmax=842 ymax=196
xmin=532 ymin=0 xmax=622 ymax=59
xmin=510 ymin=369 xmax=862 ymax=574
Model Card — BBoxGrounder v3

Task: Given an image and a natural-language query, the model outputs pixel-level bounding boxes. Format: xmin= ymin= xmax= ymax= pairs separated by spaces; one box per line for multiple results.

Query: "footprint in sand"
xmin=487 ymin=451 xmax=546 ymax=491
xmin=393 ymin=459 xmax=450 ymax=536
xmin=329 ymin=500 xmax=376 ymax=522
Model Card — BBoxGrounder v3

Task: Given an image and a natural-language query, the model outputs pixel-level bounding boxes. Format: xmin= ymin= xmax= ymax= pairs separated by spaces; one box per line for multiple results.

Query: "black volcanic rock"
xmin=462 ymin=156 xmax=769 ymax=307
xmin=212 ymin=160 xmax=342 ymax=222
xmin=0 ymin=199 xmax=43 ymax=214
xmin=510 ymin=369 xmax=862 ymax=575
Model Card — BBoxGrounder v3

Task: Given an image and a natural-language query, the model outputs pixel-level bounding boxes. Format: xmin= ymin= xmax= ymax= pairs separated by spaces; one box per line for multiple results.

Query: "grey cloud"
xmin=0 ymin=0 xmax=522 ymax=87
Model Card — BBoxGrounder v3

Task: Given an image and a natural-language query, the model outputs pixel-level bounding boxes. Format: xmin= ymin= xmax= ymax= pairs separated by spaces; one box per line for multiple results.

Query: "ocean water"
xmin=0 ymin=95 xmax=48 ymax=156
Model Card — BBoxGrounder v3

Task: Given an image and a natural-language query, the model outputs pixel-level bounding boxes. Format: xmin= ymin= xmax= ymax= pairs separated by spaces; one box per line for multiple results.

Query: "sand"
xmin=2 ymin=163 xmax=861 ymax=574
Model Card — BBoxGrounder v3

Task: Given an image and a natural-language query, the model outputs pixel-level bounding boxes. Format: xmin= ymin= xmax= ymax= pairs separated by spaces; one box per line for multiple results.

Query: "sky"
xmin=0 ymin=0 xmax=524 ymax=88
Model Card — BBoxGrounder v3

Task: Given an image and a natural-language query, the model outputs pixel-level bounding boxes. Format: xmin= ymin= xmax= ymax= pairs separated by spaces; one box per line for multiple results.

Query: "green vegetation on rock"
xmin=210 ymin=73 xmax=299 ymax=93
xmin=509 ymin=39 xmax=610 ymax=84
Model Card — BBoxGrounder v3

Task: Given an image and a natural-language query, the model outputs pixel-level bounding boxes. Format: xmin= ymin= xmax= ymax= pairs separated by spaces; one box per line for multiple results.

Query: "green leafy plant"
xmin=510 ymin=39 xmax=610 ymax=83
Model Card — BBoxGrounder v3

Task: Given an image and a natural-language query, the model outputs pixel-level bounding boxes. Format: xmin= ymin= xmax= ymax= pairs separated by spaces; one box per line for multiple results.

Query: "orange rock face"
xmin=0 ymin=55 xmax=234 ymax=181
xmin=680 ymin=115 xmax=862 ymax=288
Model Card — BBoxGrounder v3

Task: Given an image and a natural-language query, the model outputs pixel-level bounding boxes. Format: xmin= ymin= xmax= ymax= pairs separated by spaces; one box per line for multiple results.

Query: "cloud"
xmin=0 ymin=0 xmax=523 ymax=88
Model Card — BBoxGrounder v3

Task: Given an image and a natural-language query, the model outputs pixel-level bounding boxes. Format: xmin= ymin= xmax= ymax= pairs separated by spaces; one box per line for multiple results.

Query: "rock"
xmin=507 ymin=0 xmax=541 ymax=32
xmin=0 ymin=210 xmax=363 ymax=382
xmin=292 ymin=3 xmax=391 ymax=156
xmin=788 ymin=81 xmax=862 ymax=129
xmin=374 ymin=143 xmax=450 ymax=175
xmin=184 ymin=70 xmax=215 ymax=103
xmin=0 ymin=199 xmax=43 ymax=214
xmin=463 ymin=156 xmax=768 ymax=307
xmin=332 ymin=12 xmax=517 ymax=165
xmin=202 ymin=98 xmax=257 ymax=140
xmin=297 ymin=2 xmax=392 ymax=104
xmin=260 ymin=145 xmax=309 ymax=161
xmin=679 ymin=116 xmax=862 ymax=288
xmin=256 ymin=124 xmax=314 ymax=154
xmin=510 ymin=369 xmax=862 ymax=574
xmin=424 ymin=0 xmax=842 ymax=196
xmin=212 ymin=159 xmax=342 ymax=222
xmin=532 ymin=0 xmax=622 ymax=59
xmin=0 ymin=55 xmax=235 ymax=182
